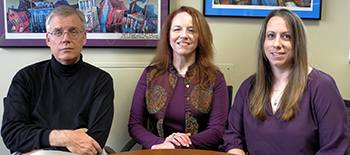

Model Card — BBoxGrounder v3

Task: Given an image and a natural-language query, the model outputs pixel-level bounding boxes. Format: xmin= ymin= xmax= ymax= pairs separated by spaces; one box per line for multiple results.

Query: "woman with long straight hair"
xmin=220 ymin=9 xmax=349 ymax=155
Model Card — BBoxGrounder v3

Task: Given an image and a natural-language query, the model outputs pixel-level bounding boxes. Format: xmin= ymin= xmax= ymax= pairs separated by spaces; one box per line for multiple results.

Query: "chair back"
xmin=344 ymin=99 xmax=350 ymax=155
xmin=227 ymin=85 xmax=233 ymax=113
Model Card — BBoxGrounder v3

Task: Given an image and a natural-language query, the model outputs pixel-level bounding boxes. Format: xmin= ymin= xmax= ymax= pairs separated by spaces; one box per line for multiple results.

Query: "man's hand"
xmin=164 ymin=132 xmax=192 ymax=147
xmin=49 ymin=128 xmax=102 ymax=155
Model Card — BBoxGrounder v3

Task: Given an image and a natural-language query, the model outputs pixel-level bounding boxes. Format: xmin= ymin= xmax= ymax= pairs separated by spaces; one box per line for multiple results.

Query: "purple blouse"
xmin=220 ymin=68 xmax=349 ymax=155
xmin=128 ymin=65 xmax=228 ymax=150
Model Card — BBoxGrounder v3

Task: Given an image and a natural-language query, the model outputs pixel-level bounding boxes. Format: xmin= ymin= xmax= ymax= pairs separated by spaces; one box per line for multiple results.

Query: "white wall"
xmin=0 ymin=0 xmax=349 ymax=154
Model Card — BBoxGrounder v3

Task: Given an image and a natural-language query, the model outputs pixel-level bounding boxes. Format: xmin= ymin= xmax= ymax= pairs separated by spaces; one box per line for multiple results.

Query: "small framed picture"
xmin=203 ymin=0 xmax=322 ymax=20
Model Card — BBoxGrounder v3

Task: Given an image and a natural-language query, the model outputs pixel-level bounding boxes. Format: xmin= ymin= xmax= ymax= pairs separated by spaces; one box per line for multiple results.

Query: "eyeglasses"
xmin=48 ymin=29 xmax=84 ymax=39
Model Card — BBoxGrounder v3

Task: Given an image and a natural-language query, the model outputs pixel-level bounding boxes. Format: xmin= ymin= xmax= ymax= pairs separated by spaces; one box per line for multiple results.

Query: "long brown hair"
xmin=250 ymin=9 xmax=309 ymax=121
xmin=151 ymin=6 xmax=218 ymax=88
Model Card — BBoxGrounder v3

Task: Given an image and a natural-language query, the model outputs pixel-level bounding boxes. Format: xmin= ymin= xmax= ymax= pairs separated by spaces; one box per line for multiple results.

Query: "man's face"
xmin=46 ymin=14 xmax=86 ymax=65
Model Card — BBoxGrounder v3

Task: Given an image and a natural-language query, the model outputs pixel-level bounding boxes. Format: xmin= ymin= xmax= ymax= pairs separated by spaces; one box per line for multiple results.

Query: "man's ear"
xmin=46 ymin=33 xmax=51 ymax=47
xmin=82 ymin=31 xmax=87 ymax=46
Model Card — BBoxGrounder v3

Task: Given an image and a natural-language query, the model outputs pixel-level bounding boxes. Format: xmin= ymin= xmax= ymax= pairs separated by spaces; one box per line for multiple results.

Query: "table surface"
xmin=109 ymin=149 xmax=231 ymax=155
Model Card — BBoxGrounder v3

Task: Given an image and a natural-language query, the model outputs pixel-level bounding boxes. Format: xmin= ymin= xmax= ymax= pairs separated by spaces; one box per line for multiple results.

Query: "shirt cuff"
xmin=40 ymin=130 xmax=52 ymax=147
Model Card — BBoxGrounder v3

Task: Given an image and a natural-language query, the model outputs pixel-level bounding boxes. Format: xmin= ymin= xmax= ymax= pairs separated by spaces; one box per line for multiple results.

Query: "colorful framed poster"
xmin=0 ymin=0 xmax=169 ymax=47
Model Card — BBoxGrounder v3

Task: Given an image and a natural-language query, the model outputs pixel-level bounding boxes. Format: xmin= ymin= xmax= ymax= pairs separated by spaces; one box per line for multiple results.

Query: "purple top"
xmin=220 ymin=68 xmax=349 ymax=154
xmin=128 ymin=66 xmax=228 ymax=150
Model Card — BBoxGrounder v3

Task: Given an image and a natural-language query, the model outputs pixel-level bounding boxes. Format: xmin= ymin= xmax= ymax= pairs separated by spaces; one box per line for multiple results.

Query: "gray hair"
xmin=45 ymin=5 xmax=85 ymax=32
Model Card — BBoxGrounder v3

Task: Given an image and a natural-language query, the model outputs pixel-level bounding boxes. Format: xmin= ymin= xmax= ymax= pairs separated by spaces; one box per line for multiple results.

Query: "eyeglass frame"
xmin=47 ymin=28 xmax=85 ymax=39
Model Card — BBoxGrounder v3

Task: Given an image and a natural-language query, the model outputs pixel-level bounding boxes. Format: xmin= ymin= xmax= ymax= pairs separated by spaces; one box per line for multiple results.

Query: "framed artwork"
xmin=0 ymin=0 xmax=169 ymax=47
xmin=204 ymin=0 xmax=322 ymax=20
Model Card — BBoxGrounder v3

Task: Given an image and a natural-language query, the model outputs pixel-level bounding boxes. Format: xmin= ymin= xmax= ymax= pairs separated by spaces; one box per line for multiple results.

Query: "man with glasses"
xmin=1 ymin=5 xmax=114 ymax=155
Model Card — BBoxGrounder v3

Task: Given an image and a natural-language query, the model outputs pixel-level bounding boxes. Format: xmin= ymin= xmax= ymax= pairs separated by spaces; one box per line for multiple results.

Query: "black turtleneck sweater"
xmin=1 ymin=54 xmax=114 ymax=153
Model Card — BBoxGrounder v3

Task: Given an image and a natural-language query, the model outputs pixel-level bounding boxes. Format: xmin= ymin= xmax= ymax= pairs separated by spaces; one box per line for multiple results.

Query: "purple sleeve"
xmin=219 ymin=77 xmax=252 ymax=152
xmin=312 ymin=73 xmax=349 ymax=154
xmin=187 ymin=72 xmax=229 ymax=149
xmin=128 ymin=69 xmax=165 ymax=149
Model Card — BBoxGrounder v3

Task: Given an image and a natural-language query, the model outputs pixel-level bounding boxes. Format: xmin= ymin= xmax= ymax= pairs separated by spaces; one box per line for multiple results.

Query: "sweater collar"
xmin=51 ymin=54 xmax=83 ymax=76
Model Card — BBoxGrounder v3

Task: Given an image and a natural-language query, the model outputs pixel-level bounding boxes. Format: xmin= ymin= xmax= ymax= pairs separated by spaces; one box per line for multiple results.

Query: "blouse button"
xmin=186 ymin=84 xmax=189 ymax=88
xmin=186 ymin=97 xmax=190 ymax=100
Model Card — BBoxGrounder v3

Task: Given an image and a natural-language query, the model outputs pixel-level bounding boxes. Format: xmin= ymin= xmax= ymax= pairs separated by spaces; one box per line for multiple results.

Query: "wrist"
xmin=49 ymin=130 xmax=67 ymax=147
xmin=151 ymin=142 xmax=176 ymax=149
xmin=151 ymin=144 xmax=161 ymax=149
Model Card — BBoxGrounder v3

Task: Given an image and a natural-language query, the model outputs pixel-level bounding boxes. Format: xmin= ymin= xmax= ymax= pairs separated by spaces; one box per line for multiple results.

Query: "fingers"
xmin=76 ymin=128 xmax=102 ymax=154
xmin=68 ymin=146 xmax=96 ymax=155
xmin=66 ymin=128 xmax=101 ymax=155
xmin=164 ymin=135 xmax=181 ymax=146
xmin=91 ymin=139 xmax=102 ymax=154
xmin=78 ymin=136 xmax=101 ymax=155
xmin=174 ymin=133 xmax=191 ymax=147
xmin=84 ymin=148 xmax=98 ymax=155
xmin=168 ymin=132 xmax=192 ymax=147
xmin=68 ymin=143 xmax=99 ymax=155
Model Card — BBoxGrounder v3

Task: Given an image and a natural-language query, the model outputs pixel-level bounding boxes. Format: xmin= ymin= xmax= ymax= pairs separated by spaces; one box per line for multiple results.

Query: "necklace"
xmin=273 ymin=90 xmax=284 ymax=106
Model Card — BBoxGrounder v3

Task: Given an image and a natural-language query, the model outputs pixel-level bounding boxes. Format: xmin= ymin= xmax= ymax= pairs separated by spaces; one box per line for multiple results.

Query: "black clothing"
xmin=1 ymin=55 xmax=114 ymax=153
